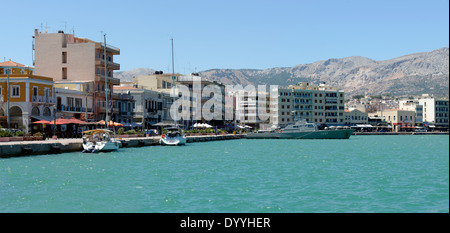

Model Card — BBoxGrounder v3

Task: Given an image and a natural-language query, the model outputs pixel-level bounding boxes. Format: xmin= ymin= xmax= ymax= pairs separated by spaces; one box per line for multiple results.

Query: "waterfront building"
xmin=418 ymin=94 xmax=449 ymax=130
xmin=113 ymin=86 xmax=164 ymax=129
xmin=344 ymin=109 xmax=369 ymax=125
xmin=133 ymin=73 xmax=226 ymax=127
xmin=418 ymin=94 xmax=436 ymax=124
xmin=177 ymin=74 xmax=226 ymax=126
xmin=233 ymin=90 xmax=273 ymax=128
xmin=275 ymin=82 xmax=345 ymax=127
xmin=399 ymin=99 xmax=423 ymax=126
xmin=114 ymin=91 xmax=136 ymax=127
xmin=435 ymin=99 xmax=449 ymax=130
xmin=33 ymin=29 xmax=120 ymax=122
xmin=54 ymin=86 xmax=94 ymax=121
xmin=0 ymin=60 xmax=55 ymax=132
xmin=378 ymin=109 xmax=416 ymax=132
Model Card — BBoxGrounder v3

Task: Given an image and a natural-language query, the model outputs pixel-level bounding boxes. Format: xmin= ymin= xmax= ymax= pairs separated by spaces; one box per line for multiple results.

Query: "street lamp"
xmin=53 ymin=105 xmax=57 ymax=140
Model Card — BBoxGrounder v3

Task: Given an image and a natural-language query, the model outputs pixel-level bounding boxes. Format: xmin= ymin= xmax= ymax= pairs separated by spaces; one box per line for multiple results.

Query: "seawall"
xmin=0 ymin=134 xmax=245 ymax=158
xmin=353 ymin=132 xmax=449 ymax=135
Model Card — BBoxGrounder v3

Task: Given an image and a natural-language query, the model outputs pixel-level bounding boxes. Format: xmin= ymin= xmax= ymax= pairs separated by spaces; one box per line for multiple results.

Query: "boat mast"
xmin=104 ymin=33 xmax=108 ymax=129
xmin=171 ymin=38 xmax=176 ymax=126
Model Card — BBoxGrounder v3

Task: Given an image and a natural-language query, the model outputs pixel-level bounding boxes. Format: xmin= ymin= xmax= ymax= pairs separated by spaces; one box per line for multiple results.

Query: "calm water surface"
xmin=0 ymin=135 xmax=448 ymax=213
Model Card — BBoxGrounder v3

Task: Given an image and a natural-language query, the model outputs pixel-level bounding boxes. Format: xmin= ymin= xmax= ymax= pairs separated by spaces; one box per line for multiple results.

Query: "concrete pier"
xmin=0 ymin=134 xmax=245 ymax=158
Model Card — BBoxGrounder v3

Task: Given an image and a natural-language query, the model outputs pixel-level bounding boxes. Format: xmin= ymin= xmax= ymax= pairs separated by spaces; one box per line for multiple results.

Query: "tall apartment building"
xmin=418 ymin=94 xmax=449 ymax=130
xmin=435 ymin=99 xmax=449 ymax=129
xmin=275 ymin=82 xmax=345 ymax=127
xmin=33 ymin=29 xmax=120 ymax=121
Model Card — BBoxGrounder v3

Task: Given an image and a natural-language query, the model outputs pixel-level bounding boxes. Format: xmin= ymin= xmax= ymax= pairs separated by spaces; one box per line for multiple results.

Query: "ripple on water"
xmin=0 ymin=135 xmax=448 ymax=213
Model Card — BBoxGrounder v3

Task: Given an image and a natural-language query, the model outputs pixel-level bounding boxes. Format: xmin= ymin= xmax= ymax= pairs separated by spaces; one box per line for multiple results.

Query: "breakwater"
xmin=0 ymin=134 xmax=245 ymax=158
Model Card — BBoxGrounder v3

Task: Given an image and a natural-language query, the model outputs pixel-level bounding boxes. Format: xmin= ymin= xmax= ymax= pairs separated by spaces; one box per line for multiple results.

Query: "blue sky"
xmin=1 ymin=0 xmax=448 ymax=72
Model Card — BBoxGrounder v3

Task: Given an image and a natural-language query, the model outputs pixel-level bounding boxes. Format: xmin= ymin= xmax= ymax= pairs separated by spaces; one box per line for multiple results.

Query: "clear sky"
xmin=1 ymin=0 xmax=448 ymax=72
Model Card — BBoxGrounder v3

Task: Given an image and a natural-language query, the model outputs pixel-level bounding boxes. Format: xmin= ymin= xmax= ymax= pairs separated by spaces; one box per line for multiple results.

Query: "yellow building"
xmin=0 ymin=60 xmax=55 ymax=132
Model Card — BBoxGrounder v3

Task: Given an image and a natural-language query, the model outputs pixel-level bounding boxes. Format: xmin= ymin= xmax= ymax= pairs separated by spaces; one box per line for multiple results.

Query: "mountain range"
xmin=115 ymin=47 xmax=449 ymax=97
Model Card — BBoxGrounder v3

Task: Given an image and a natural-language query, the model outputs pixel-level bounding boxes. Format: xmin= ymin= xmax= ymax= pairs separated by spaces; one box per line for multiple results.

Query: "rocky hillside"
xmin=115 ymin=68 xmax=155 ymax=82
xmin=199 ymin=47 xmax=449 ymax=97
xmin=115 ymin=47 xmax=449 ymax=97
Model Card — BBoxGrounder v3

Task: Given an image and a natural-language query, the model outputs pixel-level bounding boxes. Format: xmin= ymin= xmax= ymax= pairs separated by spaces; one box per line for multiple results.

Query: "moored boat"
xmin=82 ymin=129 xmax=120 ymax=153
xmin=160 ymin=127 xmax=187 ymax=146
xmin=247 ymin=119 xmax=355 ymax=139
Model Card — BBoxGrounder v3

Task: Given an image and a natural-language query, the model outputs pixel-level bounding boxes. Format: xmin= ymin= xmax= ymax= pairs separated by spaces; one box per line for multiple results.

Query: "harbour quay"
xmin=0 ymin=134 xmax=245 ymax=158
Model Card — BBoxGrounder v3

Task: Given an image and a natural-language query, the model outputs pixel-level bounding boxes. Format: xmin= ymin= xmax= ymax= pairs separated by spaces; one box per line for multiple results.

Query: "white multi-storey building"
xmin=276 ymin=82 xmax=345 ymax=127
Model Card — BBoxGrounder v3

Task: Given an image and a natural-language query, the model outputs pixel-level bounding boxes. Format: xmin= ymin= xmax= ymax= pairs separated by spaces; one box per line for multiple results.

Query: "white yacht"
xmin=82 ymin=129 xmax=120 ymax=153
xmin=160 ymin=127 xmax=187 ymax=146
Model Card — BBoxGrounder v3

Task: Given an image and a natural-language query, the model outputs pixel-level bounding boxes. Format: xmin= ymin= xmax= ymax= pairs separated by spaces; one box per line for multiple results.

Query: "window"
xmin=75 ymin=98 xmax=82 ymax=108
xmin=67 ymin=97 xmax=74 ymax=107
xmin=33 ymin=87 xmax=38 ymax=96
xmin=62 ymin=52 xmax=67 ymax=63
xmin=44 ymin=88 xmax=50 ymax=98
xmin=11 ymin=86 xmax=20 ymax=97
xmin=62 ymin=67 xmax=67 ymax=80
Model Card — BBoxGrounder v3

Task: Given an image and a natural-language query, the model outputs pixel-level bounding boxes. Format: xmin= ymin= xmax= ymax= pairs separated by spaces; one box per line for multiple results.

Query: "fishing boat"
xmin=160 ymin=127 xmax=187 ymax=146
xmin=82 ymin=129 xmax=119 ymax=153
xmin=247 ymin=119 xmax=355 ymax=139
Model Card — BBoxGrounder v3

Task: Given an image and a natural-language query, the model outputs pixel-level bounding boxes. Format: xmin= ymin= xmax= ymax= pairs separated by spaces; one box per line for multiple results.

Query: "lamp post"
xmin=53 ymin=105 xmax=57 ymax=140
xmin=6 ymin=68 xmax=10 ymax=129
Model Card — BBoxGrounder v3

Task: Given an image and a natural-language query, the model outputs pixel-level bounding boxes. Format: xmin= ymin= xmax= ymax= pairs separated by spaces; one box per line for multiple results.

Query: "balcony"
xmin=100 ymin=43 xmax=120 ymax=55
xmin=119 ymin=111 xmax=135 ymax=117
xmin=95 ymin=58 xmax=120 ymax=70
xmin=95 ymin=91 xmax=120 ymax=100
xmin=59 ymin=105 xmax=93 ymax=113
xmin=97 ymin=106 xmax=119 ymax=114
xmin=32 ymin=95 xmax=56 ymax=104
xmin=294 ymin=105 xmax=312 ymax=111
xmin=95 ymin=75 xmax=120 ymax=85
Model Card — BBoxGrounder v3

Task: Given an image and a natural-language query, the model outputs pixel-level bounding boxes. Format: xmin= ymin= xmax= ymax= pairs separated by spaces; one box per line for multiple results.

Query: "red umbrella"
xmin=33 ymin=120 xmax=51 ymax=124
xmin=97 ymin=120 xmax=123 ymax=127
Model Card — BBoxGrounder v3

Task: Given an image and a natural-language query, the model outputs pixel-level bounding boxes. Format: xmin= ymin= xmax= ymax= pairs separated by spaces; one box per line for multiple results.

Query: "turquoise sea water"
xmin=0 ymin=135 xmax=448 ymax=213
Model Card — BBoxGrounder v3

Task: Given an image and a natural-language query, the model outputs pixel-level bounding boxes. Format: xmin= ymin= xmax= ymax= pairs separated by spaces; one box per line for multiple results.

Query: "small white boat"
xmin=82 ymin=129 xmax=119 ymax=153
xmin=160 ymin=127 xmax=186 ymax=146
